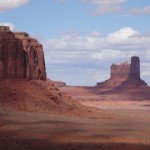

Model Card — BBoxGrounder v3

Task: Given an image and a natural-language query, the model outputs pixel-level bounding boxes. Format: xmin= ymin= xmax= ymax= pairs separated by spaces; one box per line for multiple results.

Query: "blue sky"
xmin=0 ymin=0 xmax=150 ymax=86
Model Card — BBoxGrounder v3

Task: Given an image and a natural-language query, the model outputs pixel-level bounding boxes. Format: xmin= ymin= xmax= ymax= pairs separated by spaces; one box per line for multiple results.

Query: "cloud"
xmin=0 ymin=23 xmax=15 ymax=31
xmin=89 ymin=31 xmax=101 ymax=37
xmin=82 ymin=0 xmax=125 ymax=5
xmin=107 ymin=27 xmax=139 ymax=42
xmin=44 ymin=27 xmax=150 ymax=86
xmin=0 ymin=0 xmax=30 ymax=12
xmin=90 ymin=50 xmax=121 ymax=61
xmin=81 ymin=0 xmax=150 ymax=15
xmin=82 ymin=0 xmax=125 ymax=15
xmin=56 ymin=1 xmax=150 ymax=15
xmin=129 ymin=6 xmax=150 ymax=15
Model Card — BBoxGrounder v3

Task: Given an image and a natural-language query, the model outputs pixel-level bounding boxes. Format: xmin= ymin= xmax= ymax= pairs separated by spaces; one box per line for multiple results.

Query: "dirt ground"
xmin=0 ymin=80 xmax=150 ymax=150
xmin=0 ymin=100 xmax=150 ymax=150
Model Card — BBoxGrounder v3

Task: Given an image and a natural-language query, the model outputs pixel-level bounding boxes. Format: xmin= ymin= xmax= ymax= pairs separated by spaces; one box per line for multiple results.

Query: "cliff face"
xmin=110 ymin=62 xmax=130 ymax=80
xmin=130 ymin=56 xmax=140 ymax=80
xmin=0 ymin=26 xmax=46 ymax=80
xmin=96 ymin=56 xmax=147 ymax=88
xmin=0 ymin=27 xmax=26 ymax=79
xmin=110 ymin=56 xmax=141 ymax=81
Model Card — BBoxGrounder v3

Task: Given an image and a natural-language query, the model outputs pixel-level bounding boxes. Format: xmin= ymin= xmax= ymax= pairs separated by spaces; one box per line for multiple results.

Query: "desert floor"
xmin=0 ymin=100 xmax=150 ymax=150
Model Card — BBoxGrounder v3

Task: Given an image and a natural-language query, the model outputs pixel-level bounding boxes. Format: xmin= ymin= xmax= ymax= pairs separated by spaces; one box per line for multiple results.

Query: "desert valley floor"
xmin=1 ymin=27 xmax=150 ymax=149
xmin=0 ymin=80 xmax=150 ymax=150
xmin=0 ymin=100 xmax=150 ymax=150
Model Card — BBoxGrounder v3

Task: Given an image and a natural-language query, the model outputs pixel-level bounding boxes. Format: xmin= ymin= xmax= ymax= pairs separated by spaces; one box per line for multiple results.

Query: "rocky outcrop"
xmin=130 ymin=56 xmax=140 ymax=80
xmin=110 ymin=61 xmax=130 ymax=80
xmin=0 ymin=27 xmax=26 ymax=79
xmin=0 ymin=26 xmax=46 ymax=80
xmin=49 ymin=80 xmax=66 ymax=87
xmin=96 ymin=56 xmax=147 ymax=88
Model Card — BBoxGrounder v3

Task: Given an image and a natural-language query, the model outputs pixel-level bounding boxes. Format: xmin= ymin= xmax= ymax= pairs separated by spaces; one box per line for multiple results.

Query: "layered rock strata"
xmin=0 ymin=26 xmax=46 ymax=80
xmin=96 ymin=56 xmax=147 ymax=88
xmin=110 ymin=61 xmax=130 ymax=80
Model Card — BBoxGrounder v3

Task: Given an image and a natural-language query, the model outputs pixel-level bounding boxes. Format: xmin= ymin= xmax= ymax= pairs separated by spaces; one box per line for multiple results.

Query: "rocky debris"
xmin=47 ymin=78 xmax=66 ymax=87
xmin=0 ymin=80 xmax=102 ymax=117
xmin=0 ymin=26 xmax=46 ymax=80
xmin=96 ymin=56 xmax=147 ymax=88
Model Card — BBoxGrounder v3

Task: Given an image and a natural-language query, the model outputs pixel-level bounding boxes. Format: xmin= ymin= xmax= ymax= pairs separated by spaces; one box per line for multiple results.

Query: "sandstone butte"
xmin=0 ymin=26 xmax=46 ymax=80
xmin=0 ymin=26 xmax=99 ymax=116
xmin=96 ymin=56 xmax=147 ymax=89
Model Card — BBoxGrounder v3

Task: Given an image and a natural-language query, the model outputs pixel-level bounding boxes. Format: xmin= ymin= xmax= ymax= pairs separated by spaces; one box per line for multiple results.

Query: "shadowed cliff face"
xmin=97 ymin=56 xmax=147 ymax=88
xmin=130 ymin=56 xmax=140 ymax=80
xmin=0 ymin=26 xmax=46 ymax=80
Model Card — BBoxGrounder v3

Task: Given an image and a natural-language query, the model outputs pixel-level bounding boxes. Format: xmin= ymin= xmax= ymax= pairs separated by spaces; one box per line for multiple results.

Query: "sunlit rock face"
xmin=0 ymin=26 xmax=46 ymax=80
xmin=96 ymin=56 xmax=147 ymax=88
xmin=110 ymin=61 xmax=131 ymax=80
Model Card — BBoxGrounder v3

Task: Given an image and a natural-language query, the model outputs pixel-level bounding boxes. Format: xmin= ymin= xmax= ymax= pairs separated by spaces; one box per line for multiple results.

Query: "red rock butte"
xmin=97 ymin=56 xmax=147 ymax=88
xmin=0 ymin=26 xmax=46 ymax=80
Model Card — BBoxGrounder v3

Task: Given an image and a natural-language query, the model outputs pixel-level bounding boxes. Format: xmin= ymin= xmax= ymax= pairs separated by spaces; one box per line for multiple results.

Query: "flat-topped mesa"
xmin=96 ymin=56 xmax=147 ymax=88
xmin=0 ymin=26 xmax=46 ymax=80
xmin=110 ymin=56 xmax=143 ymax=82
xmin=110 ymin=57 xmax=141 ymax=81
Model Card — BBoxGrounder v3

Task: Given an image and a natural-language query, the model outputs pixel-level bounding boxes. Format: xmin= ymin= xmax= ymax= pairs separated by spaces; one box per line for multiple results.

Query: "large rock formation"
xmin=130 ymin=56 xmax=140 ymax=80
xmin=110 ymin=61 xmax=130 ymax=80
xmin=96 ymin=56 xmax=147 ymax=88
xmin=0 ymin=26 xmax=46 ymax=80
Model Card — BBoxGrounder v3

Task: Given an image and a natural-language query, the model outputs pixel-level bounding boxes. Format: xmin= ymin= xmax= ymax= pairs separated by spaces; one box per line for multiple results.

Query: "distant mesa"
xmin=96 ymin=56 xmax=147 ymax=89
xmin=0 ymin=26 xmax=46 ymax=80
xmin=60 ymin=56 xmax=150 ymax=101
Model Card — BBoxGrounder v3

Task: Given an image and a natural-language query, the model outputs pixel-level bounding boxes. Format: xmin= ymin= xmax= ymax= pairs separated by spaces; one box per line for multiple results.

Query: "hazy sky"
xmin=0 ymin=0 xmax=150 ymax=86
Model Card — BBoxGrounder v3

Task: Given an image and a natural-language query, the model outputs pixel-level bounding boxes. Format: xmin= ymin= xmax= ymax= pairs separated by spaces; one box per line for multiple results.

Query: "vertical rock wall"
xmin=110 ymin=62 xmax=130 ymax=80
xmin=110 ymin=56 xmax=141 ymax=81
xmin=96 ymin=56 xmax=147 ymax=88
xmin=130 ymin=56 xmax=140 ymax=80
xmin=14 ymin=32 xmax=46 ymax=80
xmin=0 ymin=29 xmax=26 ymax=79
xmin=0 ymin=26 xmax=46 ymax=80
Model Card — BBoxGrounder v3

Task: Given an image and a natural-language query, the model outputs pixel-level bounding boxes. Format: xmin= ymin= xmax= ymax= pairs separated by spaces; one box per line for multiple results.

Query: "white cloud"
xmin=44 ymin=27 xmax=150 ymax=85
xmin=0 ymin=23 xmax=15 ymax=31
xmin=81 ymin=0 xmax=150 ymax=15
xmin=0 ymin=0 xmax=30 ymax=12
xmin=107 ymin=27 xmax=139 ymax=43
xmin=82 ymin=0 xmax=125 ymax=15
xmin=82 ymin=0 xmax=125 ymax=5
xmin=129 ymin=6 xmax=150 ymax=15
xmin=89 ymin=31 xmax=101 ymax=37
xmin=90 ymin=50 xmax=121 ymax=61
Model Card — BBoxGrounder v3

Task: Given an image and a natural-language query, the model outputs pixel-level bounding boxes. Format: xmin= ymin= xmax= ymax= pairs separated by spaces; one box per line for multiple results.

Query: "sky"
xmin=0 ymin=0 xmax=150 ymax=86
